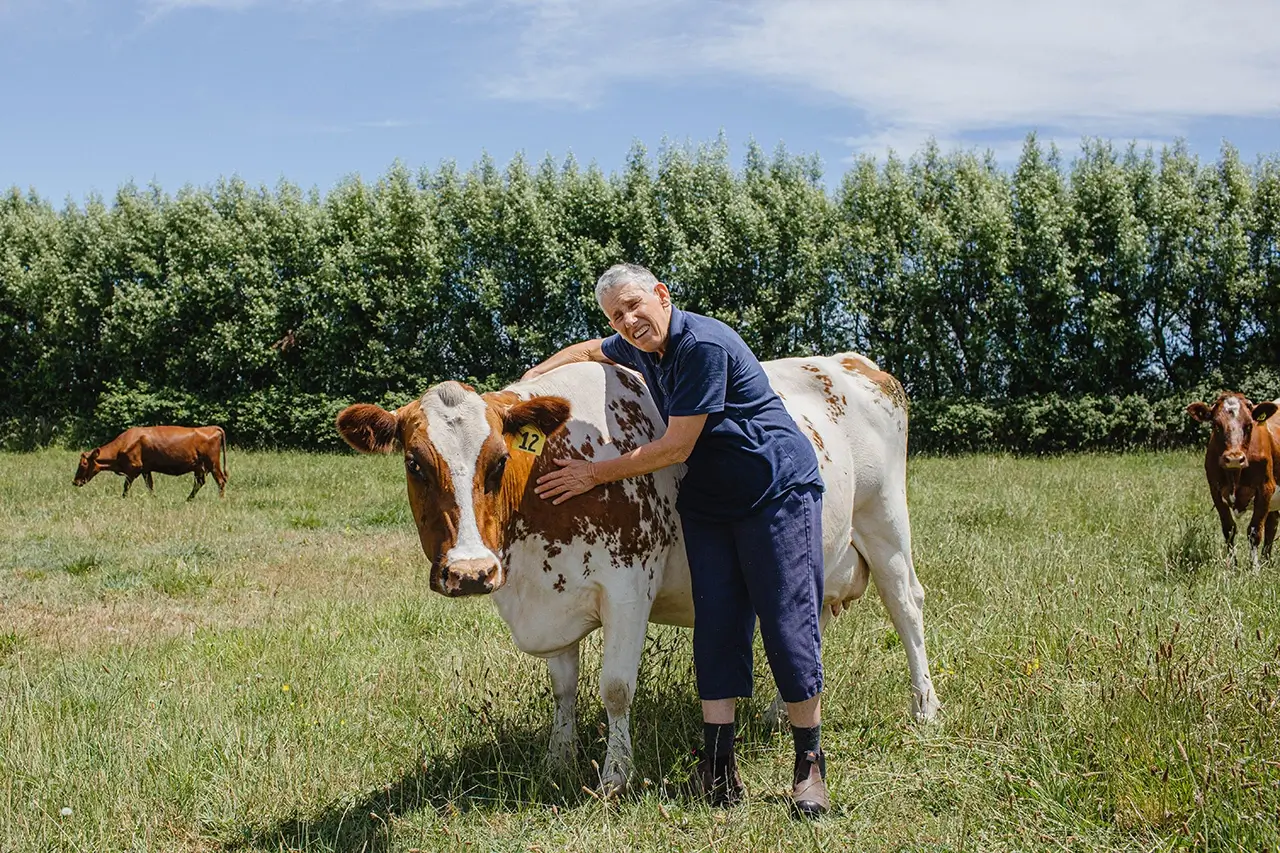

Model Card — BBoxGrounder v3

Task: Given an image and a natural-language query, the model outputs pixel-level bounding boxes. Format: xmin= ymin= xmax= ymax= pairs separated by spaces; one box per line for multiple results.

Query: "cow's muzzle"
xmin=441 ymin=558 xmax=504 ymax=597
xmin=1222 ymin=451 xmax=1248 ymax=470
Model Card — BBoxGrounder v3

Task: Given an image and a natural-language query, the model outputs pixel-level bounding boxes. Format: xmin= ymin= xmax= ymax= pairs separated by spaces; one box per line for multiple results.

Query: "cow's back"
xmin=136 ymin=426 xmax=222 ymax=473
xmin=764 ymin=353 xmax=910 ymax=606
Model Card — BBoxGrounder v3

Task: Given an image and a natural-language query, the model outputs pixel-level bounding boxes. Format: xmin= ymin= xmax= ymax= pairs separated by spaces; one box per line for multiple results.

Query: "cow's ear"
xmin=502 ymin=396 xmax=571 ymax=438
xmin=1187 ymin=402 xmax=1212 ymax=423
xmin=336 ymin=404 xmax=400 ymax=454
xmin=1253 ymin=401 xmax=1278 ymax=423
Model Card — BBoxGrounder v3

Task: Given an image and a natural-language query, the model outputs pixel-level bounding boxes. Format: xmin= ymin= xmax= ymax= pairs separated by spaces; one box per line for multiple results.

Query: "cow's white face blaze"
xmin=336 ymin=383 xmax=571 ymax=598
xmin=422 ymin=382 xmax=508 ymax=595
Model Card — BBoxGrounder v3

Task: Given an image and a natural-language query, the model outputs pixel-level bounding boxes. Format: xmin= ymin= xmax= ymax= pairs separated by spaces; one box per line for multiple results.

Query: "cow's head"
xmin=336 ymin=382 xmax=571 ymax=597
xmin=1188 ymin=392 xmax=1278 ymax=470
xmin=72 ymin=449 xmax=100 ymax=486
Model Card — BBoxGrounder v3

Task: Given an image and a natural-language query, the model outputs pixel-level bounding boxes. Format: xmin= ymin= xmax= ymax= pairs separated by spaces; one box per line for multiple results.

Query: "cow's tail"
xmin=217 ymin=426 xmax=228 ymax=478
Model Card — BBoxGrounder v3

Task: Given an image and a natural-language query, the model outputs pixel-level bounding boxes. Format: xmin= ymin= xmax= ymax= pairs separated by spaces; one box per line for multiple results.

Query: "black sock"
xmin=792 ymin=723 xmax=821 ymax=757
xmin=703 ymin=721 xmax=736 ymax=759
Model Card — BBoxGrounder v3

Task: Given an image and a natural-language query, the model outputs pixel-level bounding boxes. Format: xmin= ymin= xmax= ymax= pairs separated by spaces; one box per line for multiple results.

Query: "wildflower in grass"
xmin=1023 ymin=657 xmax=1041 ymax=676
xmin=282 ymin=684 xmax=290 ymax=692
xmin=60 ymin=807 xmax=73 ymax=817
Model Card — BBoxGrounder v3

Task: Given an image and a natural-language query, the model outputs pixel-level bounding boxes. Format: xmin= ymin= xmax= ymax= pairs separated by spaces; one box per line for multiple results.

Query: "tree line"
xmin=3 ymin=134 xmax=1278 ymax=452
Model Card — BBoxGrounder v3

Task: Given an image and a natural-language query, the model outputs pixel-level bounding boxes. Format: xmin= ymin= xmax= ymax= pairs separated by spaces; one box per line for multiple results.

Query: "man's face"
xmin=601 ymin=281 xmax=672 ymax=354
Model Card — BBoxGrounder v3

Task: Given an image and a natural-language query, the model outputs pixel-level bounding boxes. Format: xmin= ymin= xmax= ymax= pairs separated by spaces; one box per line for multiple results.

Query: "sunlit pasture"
xmin=2 ymin=449 xmax=1278 ymax=852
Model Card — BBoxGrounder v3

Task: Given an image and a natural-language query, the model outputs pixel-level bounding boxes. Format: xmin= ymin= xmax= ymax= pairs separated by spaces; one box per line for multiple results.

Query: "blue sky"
xmin=3 ymin=0 xmax=1279 ymax=205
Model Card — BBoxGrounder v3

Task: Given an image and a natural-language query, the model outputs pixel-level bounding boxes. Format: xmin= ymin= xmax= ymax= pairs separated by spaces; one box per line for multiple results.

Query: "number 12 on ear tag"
xmin=516 ymin=424 xmax=546 ymax=456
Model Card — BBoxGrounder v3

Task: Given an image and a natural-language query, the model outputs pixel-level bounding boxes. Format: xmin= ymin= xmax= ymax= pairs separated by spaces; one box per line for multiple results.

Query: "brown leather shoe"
xmin=791 ymin=749 xmax=829 ymax=817
xmin=692 ymin=750 xmax=744 ymax=807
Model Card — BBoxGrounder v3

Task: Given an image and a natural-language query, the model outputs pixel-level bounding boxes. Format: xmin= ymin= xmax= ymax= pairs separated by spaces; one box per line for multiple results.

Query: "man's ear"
xmin=336 ymin=404 xmax=400 ymax=454
xmin=502 ymin=397 xmax=571 ymax=438
xmin=1187 ymin=401 xmax=1212 ymax=423
xmin=654 ymin=281 xmax=671 ymax=307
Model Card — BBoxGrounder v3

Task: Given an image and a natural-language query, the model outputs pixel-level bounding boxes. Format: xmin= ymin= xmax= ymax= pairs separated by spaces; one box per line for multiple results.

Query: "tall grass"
xmin=2 ymin=449 xmax=1277 ymax=851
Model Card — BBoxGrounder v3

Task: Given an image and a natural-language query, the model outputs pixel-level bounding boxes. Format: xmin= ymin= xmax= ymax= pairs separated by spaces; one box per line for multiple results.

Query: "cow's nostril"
xmin=442 ymin=558 xmax=503 ymax=596
xmin=485 ymin=564 xmax=503 ymax=590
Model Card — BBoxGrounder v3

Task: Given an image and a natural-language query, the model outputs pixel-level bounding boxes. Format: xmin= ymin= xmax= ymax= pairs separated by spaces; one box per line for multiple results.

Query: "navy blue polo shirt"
xmin=601 ymin=307 xmax=823 ymax=522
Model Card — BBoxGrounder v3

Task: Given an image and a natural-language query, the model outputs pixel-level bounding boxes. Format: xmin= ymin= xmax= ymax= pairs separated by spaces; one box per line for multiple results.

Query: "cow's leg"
xmin=1248 ymin=490 xmax=1273 ymax=569
xmin=853 ymin=509 xmax=938 ymax=723
xmin=1265 ymin=512 xmax=1279 ymax=562
xmin=143 ymin=472 xmax=155 ymax=494
xmin=187 ymin=472 xmax=205 ymax=502
xmin=212 ymin=459 xmax=227 ymax=497
xmin=764 ymin=606 xmax=831 ymax=730
xmin=596 ymin=593 xmax=648 ymax=796
xmin=121 ymin=474 xmax=135 ymax=497
xmin=1214 ymin=500 xmax=1237 ymax=561
xmin=545 ymin=642 xmax=580 ymax=767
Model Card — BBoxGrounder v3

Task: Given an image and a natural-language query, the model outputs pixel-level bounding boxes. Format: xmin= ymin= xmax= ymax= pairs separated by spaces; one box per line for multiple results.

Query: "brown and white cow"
xmin=73 ymin=425 xmax=228 ymax=500
xmin=336 ymin=356 xmax=937 ymax=792
xmin=1188 ymin=392 xmax=1280 ymax=564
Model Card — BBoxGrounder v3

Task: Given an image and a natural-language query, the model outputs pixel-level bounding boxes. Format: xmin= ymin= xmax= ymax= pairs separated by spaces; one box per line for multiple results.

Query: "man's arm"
xmin=534 ymin=414 xmax=706 ymax=505
xmin=521 ymin=339 xmax=613 ymax=382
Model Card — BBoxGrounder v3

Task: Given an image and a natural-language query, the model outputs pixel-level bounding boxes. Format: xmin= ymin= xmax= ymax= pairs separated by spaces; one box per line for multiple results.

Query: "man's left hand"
xmin=535 ymin=459 xmax=599 ymax=505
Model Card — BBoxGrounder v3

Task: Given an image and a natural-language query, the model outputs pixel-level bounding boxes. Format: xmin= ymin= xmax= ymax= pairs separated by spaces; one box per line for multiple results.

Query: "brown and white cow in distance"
xmin=1188 ymin=392 xmax=1280 ymax=564
xmin=73 ymin=425 xmax=228 ymax=500
xmin=336 ymin=356 xmax=938 ymax=792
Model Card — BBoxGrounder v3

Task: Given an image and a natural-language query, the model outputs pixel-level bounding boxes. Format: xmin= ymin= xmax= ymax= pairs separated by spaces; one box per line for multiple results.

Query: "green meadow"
xmin=2 ymin=449 xmax=1278 ymax=852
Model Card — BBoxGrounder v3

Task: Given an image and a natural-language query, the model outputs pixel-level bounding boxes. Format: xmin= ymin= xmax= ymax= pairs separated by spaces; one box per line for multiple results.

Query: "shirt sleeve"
xmin=669 ymin=341 xmax=728 ymax=416
xmin=600 ymin=334 xmax=638 ymax=370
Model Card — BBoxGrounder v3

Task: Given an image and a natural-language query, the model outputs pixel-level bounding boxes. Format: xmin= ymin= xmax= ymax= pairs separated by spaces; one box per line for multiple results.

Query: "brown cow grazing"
xmin=73 ymin=426 xmax=228 ymax=500
xmin=1188 ymin=393 xmax=1280 ymax=565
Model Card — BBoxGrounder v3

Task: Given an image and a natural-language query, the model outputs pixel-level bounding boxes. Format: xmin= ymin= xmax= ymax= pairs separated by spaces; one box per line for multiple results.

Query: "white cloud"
xmin=127 ymin=0 xmax=1280 ymax=159
xmin=481 ymin=0 xmax=1280 ymax=156
xmin=483 ymin=0 xmax=699 ymax=103
xmin=703 ymin=1 xmax=1280 ymax=131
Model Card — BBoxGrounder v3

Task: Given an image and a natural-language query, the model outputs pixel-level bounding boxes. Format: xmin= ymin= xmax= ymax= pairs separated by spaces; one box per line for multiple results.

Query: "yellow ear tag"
xmin=515 ymin=424 xmax=546 ymax=456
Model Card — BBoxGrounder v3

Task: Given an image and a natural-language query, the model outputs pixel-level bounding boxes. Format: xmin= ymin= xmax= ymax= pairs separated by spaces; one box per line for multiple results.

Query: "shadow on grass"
xmin=231 ymin=675 xmax=707 ymax=853
xmin=230 ymin=724 xmax=582 ymax=853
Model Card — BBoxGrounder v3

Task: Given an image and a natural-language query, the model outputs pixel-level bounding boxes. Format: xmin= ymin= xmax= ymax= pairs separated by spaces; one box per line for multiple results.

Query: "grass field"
xmin=2 ymin=449 xmax=1279 ymax=852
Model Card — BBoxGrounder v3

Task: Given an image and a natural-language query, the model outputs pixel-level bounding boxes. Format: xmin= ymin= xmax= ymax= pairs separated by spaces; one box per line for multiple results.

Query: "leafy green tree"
xmin=1003 ymin=134 xmax=1075 ymax=395
xmin=1065 ymin=140 xmax=1150 ymax=395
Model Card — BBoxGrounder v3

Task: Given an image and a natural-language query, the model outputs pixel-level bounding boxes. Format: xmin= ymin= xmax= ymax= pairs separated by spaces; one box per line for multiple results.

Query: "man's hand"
xmin=535 ymin=459 xmax=599 ymax=505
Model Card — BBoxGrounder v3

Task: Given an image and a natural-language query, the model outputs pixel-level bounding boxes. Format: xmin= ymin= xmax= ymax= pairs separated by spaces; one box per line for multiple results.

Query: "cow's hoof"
xmin=913 ymin=687 xmax=942 ymax=724
xmin=599 ymin=775 xmax=628 ymax=800
xmin=597 ymin=763 xmax=630 ymax=799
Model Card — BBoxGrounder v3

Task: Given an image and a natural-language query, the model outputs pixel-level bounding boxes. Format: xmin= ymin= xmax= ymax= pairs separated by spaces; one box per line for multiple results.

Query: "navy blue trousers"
xmin=681 ymin=485 xmax=824 ymax=703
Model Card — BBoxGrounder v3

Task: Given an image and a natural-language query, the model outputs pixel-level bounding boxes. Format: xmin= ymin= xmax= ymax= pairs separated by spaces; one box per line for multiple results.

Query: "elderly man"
xmin=522 ymin=263 xmax=829 ymax=816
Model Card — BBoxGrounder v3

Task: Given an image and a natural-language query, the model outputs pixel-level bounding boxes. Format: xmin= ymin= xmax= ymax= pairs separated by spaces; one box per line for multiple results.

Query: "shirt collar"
xmin=658 ymin=306 xmax=686 ymax=365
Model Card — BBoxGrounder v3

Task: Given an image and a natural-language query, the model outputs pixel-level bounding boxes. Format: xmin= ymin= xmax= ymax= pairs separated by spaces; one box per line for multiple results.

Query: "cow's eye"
xmin=405 ymin=455 xmax=426 ymax=481
xmin=484 ymin=454 xmax=508 ymax=494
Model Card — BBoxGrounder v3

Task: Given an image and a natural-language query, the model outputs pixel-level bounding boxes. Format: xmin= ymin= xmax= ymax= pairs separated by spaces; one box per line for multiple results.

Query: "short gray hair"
xmin=595 ymin=263 xmax=661 ymax=307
